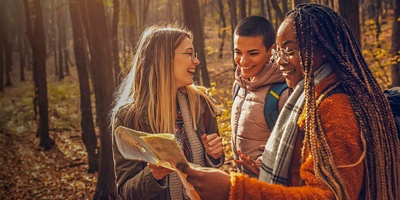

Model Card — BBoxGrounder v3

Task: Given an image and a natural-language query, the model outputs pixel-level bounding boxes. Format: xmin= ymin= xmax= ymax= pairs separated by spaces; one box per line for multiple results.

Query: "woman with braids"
xmin=110 ymin=24 xmax=224 ymax=200
xmin=178 ymin=3 xmax=399 ymax=200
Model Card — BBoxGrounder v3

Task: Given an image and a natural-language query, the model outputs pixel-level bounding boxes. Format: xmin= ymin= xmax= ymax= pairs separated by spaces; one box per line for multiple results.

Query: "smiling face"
xmin=275 ymin=19 xmax=303 ymax=88
xmin=173 ymin=37 xmax=199 ymax=89
xmin=234 ymin=35 xmax=272 ymax=81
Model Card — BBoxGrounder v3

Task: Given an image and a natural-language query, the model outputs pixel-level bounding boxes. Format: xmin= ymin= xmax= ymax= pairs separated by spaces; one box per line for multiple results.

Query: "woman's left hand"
xmin=201 ymin=133 xmax=223 ymax=159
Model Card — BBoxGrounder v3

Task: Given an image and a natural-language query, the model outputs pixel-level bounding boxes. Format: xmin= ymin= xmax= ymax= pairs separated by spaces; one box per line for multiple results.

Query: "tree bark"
xmin=112 ymin=0 xmax=121 ymax=86
xmin=215 ymin=0 xmax=227 ymax=60
xmin=239 ymin=0 xmax=246 ymax=20
xmin=338 ymin=0 xmax=361 ymax=47
xmin=227 ymin=0 xmax=238 ymax=69
xmin=79 ymin=0 xmax=119 ymax=199
xmin=270 ymin=0 xmax=285 ymax=24
xmin=182 ymin=0 xmax=211 ymax=87
xmin=24 ymin=0 xmax=53 ymax=150
xmin=68 ymin=0 xmax=99 ymax=174
xmin=391 ymin=0 xmax=400 ymax=87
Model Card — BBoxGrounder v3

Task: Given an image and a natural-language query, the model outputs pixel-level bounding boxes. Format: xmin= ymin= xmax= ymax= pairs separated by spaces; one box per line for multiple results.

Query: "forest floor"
xmin=0 ymin=50 xmax=236 ymax=199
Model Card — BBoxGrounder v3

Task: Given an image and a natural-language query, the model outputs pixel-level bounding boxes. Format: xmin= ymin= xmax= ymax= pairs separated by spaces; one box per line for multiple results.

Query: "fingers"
xmin=202 ymin=133 xmax=223 ymax=159
xmin=202 ymin=133 xmax=222 ymax=150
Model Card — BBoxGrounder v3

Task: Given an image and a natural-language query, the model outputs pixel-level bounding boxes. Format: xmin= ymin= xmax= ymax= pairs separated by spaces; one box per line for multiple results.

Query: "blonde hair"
xmin=111 ymin=24 xmax=218 ymax=135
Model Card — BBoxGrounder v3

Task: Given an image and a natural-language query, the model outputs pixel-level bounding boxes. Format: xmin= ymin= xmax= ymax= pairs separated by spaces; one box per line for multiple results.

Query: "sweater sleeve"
xmin=112 ymin=120 xmax=168 ymax=199
xmin=229 ymin=93 xmax=364 ymax=200
xmin=202 ymin=102 xmax=225 ymax=168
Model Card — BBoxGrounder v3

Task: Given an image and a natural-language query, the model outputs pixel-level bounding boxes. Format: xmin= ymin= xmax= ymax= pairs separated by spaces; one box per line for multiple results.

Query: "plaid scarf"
xmin=259 ymin=63 xmax=333 ymax=185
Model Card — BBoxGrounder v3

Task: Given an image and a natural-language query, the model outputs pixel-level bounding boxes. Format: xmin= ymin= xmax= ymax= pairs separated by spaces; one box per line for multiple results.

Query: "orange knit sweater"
xmin=229 ymin=75 xmax=365 ymax=200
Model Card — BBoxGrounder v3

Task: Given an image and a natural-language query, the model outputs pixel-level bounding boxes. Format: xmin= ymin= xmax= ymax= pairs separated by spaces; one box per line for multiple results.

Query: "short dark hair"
xmin=234 ymin=16 xmax=275 ymax=49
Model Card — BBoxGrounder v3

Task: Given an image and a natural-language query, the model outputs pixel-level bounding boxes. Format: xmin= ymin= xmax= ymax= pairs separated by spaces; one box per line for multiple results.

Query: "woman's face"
xmin=173 ymin=37 xmax=200 ymax=89
xmin=275 ymin=19 xmax=303 ymax=88
xmin=234 ymin=35 xmax=272 ymax=80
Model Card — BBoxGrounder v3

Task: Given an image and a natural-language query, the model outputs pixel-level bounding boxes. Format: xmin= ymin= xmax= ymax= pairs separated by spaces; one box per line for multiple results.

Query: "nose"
xmin=276 ymin=56 xmax=286 ymax=66
xmin=193 ymin=57 xmax=200 ymax=65
xmin=240 ymin=55 xmax=251 ymax=66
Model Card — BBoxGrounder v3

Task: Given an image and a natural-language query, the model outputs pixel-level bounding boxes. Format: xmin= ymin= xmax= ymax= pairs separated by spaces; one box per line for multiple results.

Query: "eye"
xmin=235 ymin=51 xmax=242 ymax=55
xmin=249 ymin=52 xmax=259 ymax=56
xmin=286 ymin=50 xmax=296 ymax=55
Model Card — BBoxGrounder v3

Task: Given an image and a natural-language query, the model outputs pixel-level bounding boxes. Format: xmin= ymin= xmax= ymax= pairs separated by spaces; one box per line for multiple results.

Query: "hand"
xmin=201 ymin=133 xmax=223 ymax=159
xmin=233 ymin=150 xmax=260 ymax=175
xmin=177 ymin=164 xmax=231 ymax=200
xmin=147 ymin=163 xmax=174 ymax=180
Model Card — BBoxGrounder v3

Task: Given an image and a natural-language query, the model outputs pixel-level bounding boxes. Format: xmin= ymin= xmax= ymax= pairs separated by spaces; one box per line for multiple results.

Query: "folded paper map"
xmin=114 ymin=126 xmax=200 ymax=200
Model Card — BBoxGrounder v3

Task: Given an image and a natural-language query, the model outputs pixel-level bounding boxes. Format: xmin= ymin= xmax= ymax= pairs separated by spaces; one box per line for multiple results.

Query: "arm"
xmin=113 ymin=142 xmax=169 ymax=200
xmin=112 ymin=118 xmax=169 ymax=199
xmin=201 ymin=101 xmax=225 ymax=167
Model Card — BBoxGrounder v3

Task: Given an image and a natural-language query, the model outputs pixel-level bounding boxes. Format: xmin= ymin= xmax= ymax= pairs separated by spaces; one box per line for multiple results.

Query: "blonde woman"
xmin=110 ymin=24 xmax=224 ymax=200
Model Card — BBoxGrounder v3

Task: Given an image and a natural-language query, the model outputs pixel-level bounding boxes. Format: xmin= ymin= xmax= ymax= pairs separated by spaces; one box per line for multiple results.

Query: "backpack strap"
xmin=264 ymin=82 xmax=288 ymax=131
xmin=233 ymin=83 xmax=240 ymax=100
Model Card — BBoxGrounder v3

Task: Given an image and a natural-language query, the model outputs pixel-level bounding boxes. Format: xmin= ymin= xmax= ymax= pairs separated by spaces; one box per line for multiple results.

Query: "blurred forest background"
xmin=0 ymin=0 xmax=399 ymax=199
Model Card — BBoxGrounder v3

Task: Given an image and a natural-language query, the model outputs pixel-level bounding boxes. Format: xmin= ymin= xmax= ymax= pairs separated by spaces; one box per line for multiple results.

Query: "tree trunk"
xmin=239 ymin=0 xmax=246 ymax=20
xmin=24 ymin=0 xmax=53 ymax=150
xmin=270 ymin=0 xmax=285 ymax=24
xmin=4 ymin=35 xmax=12 ymax=87
xmin=248 ymin=0 xmax=252 ymax=16
xmin=79 ymin=0 xmax=119 ymax=199
xmin=112 ymin=0 xmax=121 ymax=86
xmin=57 ymin=7 xmax=65 ymax=81
xmin=338 ymin=0 xmax=361 ymax=47
xmin=392 ymin=0 xmax=400 ymax=87
xmin=228 ymin=0 xmax=238 ymax=69
xmin=17 ymin=0 xmax=26 ymax=82
xmin=216 ymin=0 xmax=227 ymax=60
xmin=68 ymin=0 xmax=99 ymax=174
xmin=265 ymin=0 xmax=272 ymax=21
xmin=0 ymin=37 xmax=3 ymax=92
xmin=182 ymin=0 xmax=211 ymax=87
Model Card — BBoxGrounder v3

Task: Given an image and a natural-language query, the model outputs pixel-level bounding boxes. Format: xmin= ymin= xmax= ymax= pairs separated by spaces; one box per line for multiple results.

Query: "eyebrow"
xmin=281 ymin=40 xmax=297 ymax=46
xmin=234 ymin=48 xmax=261 ymax=52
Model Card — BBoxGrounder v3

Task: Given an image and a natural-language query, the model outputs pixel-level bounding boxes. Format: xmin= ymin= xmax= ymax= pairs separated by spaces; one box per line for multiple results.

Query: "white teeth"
xmin=188 ymin=69 xmax=195 ymax=73
xmin=242 ymin=66 xmax=254 ymax=70
xmin=282 ymin=69 xmax=295 ymax=76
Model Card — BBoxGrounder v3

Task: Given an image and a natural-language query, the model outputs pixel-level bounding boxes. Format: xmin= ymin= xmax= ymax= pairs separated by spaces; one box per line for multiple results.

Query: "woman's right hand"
xmin=147 ymin=163 xmax=174 ymax=180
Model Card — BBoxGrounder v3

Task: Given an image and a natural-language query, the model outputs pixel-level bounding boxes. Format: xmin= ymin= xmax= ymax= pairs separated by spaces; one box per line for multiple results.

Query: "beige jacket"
xmin=231 ymin=63 xmax=289 ymax=177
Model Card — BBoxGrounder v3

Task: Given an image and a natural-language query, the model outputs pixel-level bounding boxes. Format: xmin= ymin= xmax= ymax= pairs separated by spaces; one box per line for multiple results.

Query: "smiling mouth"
xmin=281 ymin=69 xmax=295 ymax=76
xmin=241 ymin=65 xmax=255 ymax=70
xmin=187 ymin=69 xmax=195 ymax=74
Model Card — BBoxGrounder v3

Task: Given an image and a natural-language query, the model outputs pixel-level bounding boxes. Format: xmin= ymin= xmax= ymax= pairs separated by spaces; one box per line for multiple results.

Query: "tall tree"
xmin=338 ymin=0 xmax=361 ymax=46
xmin=24 ymin=0 xmax=54 ymax=150
xmin=79 ymin=0 xmax=119 ymax=199
xmin=214 ymin=0 xmax=227 ymax=60
xmin=239 ymin=0 xmax=246 ymax=20
xmin=227 ymin=0 xmax=238 ymax=68
xmin=392 ymin=0 xmax=400 ymax=87
xmin=270 ymin=0 xmax=285 ymax=26
xmin=0 ymin=14 xmax=3 ymax=92
xmin=112 ymin=0 xmax=121 ymax=85
xmin=182 ymin=0 xmax=211 ymax=87
xmin=68 ymin=0 xmax=98 ymax=174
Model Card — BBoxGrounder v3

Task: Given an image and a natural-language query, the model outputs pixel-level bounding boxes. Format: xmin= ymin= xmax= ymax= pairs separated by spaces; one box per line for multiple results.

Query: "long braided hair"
xmin=286 ymin=3 xmax=399 ymax=200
